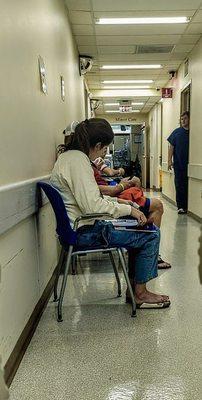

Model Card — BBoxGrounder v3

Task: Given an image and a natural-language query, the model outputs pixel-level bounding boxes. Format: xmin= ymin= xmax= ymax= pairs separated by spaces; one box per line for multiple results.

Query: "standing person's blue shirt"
xmin=167 ymin=127 xmax=189 ymax=172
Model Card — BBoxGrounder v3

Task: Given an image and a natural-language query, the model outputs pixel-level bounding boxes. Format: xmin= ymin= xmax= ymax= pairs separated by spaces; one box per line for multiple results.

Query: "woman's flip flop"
xmin=158 ymin=256 xmax=171 ymax=269
xmin=136 ymin=300 xmax=171 ymax=309
xmin=126 ymin=297 xmax=171 ymax=309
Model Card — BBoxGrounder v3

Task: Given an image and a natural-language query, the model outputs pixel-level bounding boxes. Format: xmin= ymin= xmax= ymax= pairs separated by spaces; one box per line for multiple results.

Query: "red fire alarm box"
xmin=162 ymin=88 xmax=173 ymax=98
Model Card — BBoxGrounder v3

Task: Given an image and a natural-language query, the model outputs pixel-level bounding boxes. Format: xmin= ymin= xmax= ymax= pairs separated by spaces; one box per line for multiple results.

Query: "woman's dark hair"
xmin=64 ymin=118 xmax=114 ymax=155
xmin=181 ymin=111 xmax=190 ymax=119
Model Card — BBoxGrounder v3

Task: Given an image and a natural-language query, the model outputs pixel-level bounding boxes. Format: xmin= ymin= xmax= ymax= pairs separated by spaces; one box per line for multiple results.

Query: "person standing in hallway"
xmin=167 ymin=111 xmax=190 ymax=214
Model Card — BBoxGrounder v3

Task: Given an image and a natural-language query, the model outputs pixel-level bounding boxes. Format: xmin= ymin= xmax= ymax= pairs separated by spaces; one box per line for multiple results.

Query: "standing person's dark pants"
xmin=174 ymin=168 xmax=188 ymax=210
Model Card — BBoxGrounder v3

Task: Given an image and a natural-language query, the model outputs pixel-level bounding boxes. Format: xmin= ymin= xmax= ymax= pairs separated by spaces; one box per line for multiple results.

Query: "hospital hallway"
xmin=9 ymin=194 xmax=202 ymax=400
xmin=1 ymin=1 xmax=202 ymax=399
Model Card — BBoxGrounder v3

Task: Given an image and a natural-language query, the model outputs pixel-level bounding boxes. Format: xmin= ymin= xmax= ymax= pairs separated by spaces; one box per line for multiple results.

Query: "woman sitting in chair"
xmin=51 ymin=118 xmax=170 ymax=309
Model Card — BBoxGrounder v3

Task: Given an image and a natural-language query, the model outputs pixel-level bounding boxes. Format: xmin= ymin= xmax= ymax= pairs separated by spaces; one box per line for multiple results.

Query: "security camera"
xmin=156 ymin=87 xmax=160 ymax=91
xmin=90 ymin=98 xmax=100 ymax=111
xmin=169 ymin=70 xmax=176 ymax=78
xmin=79 ymin=55 xmax=93 ymax=75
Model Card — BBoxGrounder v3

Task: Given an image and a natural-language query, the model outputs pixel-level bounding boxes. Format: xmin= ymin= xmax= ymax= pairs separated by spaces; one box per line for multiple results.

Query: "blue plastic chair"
xmin=37 ymin=181 xmax=136 ymax=321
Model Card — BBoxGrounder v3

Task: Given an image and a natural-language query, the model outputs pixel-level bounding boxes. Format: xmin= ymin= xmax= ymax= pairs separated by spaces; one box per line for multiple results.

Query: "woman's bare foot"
xmin=135 ymin=288 xmax=169 ymax=305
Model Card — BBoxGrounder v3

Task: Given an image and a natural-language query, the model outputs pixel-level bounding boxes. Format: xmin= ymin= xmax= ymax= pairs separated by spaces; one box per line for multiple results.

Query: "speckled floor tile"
xmin=9 ymin=196 xmax=202 ymax=400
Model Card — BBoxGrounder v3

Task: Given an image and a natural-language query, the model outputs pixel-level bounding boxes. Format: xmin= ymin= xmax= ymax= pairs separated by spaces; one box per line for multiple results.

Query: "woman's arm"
xmin=99 ymin=180 xmax=132 ymax=196
xmin=102 ymin=166 xmax=125 ymax=177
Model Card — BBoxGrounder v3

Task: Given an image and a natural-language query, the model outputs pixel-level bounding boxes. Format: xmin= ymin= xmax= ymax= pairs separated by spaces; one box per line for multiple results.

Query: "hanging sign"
xmin=119 ymin=106 xmax=133 ymax=113
xmin=162 ymin=88 xmax=173 ymax=98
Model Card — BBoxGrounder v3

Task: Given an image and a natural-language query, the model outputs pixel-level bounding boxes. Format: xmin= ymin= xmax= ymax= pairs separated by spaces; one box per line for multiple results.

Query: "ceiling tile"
xmin=97 ymin=53 xmax=171 ymax=61
xmin=72 ymin=25 xmax=94 ymax=35
xmin=78 ymin=45 xmax=98 ymax=55
xmin=98 ymin=45 xmax=135 ymax=54
xmin=68 ymin=11 xmax=92 ymax=24
xmin=91 ymin=0 xmax=201 ymax=11
xmin=191 ymin=9 xmax=202 ymax=22
xmin=178 ymin=34 xmax=201 ymax=44
xmin=185 ymin=23 xmax=202 ymax=34
xmin=75 ymin=36 xmax=96 ymax=45
xmin=95 ymin=24 xmax=187 ymax=36
xmin=168 ymin=53 xmax=188 ymax=60
xmin=90 ymin=69 xmax=162 ymax=77
xmin=173 ymin=44 xmax=195 ymax=52
xmin=155 ymin=79 xmax=169 ymax=85
xmin=87 ymin=73 xmax=164 ymax=81
xmin=96 ymin=35 xmax=181 ymax=46
xmin=65 ymin=0 xmax=91 ymax=11
xmin=93 ymin=10 xmax=195 ymax=18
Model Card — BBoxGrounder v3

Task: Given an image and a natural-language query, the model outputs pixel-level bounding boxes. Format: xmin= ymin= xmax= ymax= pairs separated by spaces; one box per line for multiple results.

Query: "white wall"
xmin=149 ymin=37 xmax=202 ymax=218
xmin=0 ymin=0 xmax=85 ymax=366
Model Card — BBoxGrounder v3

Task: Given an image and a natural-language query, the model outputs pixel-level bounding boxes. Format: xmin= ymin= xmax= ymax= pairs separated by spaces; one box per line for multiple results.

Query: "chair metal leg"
xmin=117 ymin=249 xmax=136 ymax=317
xmin=57 ymin=245 xmax=74 ymax=322
xmin=53 ymin=247 xmax=66 ymax=302
xmin=109 ymin=251 xmax=122 ymax=297
xmin=71 ymin=254 xmax=77 ymax=275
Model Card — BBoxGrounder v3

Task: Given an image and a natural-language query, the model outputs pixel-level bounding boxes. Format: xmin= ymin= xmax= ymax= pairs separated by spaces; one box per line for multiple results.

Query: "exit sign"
xmin=162 ymin=88 xmax=173 ymax=98
xmin=119 ymin=105 xmax=133 ymax=113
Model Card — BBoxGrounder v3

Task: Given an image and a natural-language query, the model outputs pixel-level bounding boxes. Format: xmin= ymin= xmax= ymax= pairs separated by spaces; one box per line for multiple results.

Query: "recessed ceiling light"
xmin=96 ymin=17 xmax=189 ymax=24
xmin=104 ymin=103 xmax=119 ymax=106
xmin=106 ymin=110 xmax=140 ymax=113
xmin=132 ymin=102 xmax=144 ymax=105
xmin=101 ymin=65 xmax=162 ymax=70
xmin=103 ymin=85 xmax=151 ymax=89
xmin=102 ymin=80 xmax=153 ymax=83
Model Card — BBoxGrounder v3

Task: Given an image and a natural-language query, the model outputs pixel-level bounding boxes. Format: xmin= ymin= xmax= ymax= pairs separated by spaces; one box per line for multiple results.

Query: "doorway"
xmin=149 ymin=103 xmax=162 ymax=190
xmin=181 ymin=83 xmax=191 ymax=113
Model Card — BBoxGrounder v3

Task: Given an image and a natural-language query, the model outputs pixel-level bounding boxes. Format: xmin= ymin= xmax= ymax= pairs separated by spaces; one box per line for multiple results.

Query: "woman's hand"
xmin=130 ymin=207 xmax=147 ymax=226
xmin=96 ymin=158 xmax=105 ymax=170
xmin=168 ymin=161 xmax=173 ymax=171
xmin=118 ymin=167 xmax=125 ymax=176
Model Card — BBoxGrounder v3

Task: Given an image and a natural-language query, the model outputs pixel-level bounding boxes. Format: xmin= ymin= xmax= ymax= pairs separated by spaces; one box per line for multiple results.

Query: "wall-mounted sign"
xmin=60 ymin=76 xmax=65 ymax=101
xmin=38 ymin=56 xmax=47 ymax=94
xmin=115 ymin=117 xmax=137 ymax=122
xmin=162 ymin=88 xmax=173 ymax=98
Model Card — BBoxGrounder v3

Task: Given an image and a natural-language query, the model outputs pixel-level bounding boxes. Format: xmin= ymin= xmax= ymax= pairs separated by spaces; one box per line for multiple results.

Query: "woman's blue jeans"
xmin=77 ymin=221 xmax=160 ymax=284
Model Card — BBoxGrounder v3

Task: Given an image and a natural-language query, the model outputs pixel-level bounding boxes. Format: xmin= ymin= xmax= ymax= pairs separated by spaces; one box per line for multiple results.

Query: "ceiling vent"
xmin=135 ymin=45 xmax=174 ymax=54
xmin=118 ymin=99 xmax=132 ymax=106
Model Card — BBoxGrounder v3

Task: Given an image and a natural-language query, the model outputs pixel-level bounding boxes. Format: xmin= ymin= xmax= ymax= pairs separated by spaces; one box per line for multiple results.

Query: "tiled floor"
xmin=10 ymin=196 xmax=202 ymax=400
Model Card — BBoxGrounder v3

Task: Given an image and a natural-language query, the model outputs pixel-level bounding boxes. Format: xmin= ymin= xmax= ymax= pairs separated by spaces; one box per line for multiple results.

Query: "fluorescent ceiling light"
xmin=101 ymin=65 xmax=162 ymax=70
xmin=102 ymin=80 xmax=153 ymax=83
xmin=132 ymin=102 xmax=144 ymax=105
xmin=106 ymin=110 xmax=140 ymax=113
xmin=104 ymin=103 xmax=119 ymax=106
xmin=96 ymin=17 xmax=189 ymax=24
xmin=103 ymin=85 xmax=150 ymax=89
